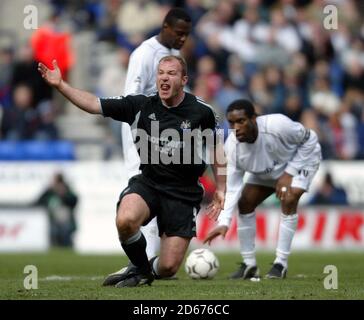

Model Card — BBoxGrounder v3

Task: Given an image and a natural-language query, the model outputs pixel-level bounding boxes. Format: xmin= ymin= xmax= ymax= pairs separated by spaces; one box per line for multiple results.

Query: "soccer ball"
xmin=185 ymin=248 xmax=219 ymax=279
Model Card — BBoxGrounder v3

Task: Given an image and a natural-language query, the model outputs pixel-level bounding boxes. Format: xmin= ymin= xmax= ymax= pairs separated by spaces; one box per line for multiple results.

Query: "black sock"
xmin=121 ymin=231 xmax=151 ymax=274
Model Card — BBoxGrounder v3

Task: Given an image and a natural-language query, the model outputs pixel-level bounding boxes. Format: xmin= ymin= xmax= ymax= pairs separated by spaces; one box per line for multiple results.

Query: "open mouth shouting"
xmin=161 ymin=83 xmax=170 ymax=92
xmin=160 ymin=83 xmax=171 ymax=97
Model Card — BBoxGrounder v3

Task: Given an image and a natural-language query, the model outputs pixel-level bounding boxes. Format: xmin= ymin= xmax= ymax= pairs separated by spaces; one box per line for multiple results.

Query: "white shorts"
xmin=246 ymin=163 xmax=320 ymax=192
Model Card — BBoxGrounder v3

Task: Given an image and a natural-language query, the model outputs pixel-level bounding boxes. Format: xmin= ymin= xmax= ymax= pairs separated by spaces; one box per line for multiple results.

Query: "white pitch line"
xmin=40 ymin=275 xmax=104 ymax=281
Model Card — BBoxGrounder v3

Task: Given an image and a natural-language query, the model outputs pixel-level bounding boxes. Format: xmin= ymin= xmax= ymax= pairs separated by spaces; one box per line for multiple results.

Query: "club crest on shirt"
xmin=180 ymin=120 xmax=191 ymax=130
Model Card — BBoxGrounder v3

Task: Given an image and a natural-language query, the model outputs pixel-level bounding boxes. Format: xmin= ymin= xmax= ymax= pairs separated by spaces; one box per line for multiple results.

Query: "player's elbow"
xmin=90 ymin=98 xmax=102 ymax=115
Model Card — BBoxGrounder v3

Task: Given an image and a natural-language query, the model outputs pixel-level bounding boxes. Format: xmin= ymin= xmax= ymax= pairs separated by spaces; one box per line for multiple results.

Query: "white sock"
xmin=275 ymin=213 xmax=298 ymax=268
xmin=237 ymin=212 xmax=257 ymax=266
xmin=141 ymin=217 xmax=160 ymax=259
xmin=151 ymin=256 xmax=160 ymax=276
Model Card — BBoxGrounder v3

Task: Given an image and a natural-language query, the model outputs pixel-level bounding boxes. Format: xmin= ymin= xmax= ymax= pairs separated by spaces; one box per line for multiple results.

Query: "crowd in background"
xmin=1 ymin=0 xmax=364 ymax=160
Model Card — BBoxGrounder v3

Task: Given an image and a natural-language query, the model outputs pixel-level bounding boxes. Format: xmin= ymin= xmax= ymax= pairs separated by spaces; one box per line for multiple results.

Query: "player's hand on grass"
xmin=203 ymin=225 xmax=228 ymax=245
xmin=206 ymin=190 xmax=225 ymax=221
xmin=38 ymin=60 xmax=62 ymax=88
xmin=276 ymin=172 xmax=293 ymax=201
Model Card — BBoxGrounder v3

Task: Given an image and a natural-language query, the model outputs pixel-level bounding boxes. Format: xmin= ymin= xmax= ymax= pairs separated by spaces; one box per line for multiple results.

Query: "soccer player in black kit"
xmin=38 ymin=55 xmax=226 ymax=287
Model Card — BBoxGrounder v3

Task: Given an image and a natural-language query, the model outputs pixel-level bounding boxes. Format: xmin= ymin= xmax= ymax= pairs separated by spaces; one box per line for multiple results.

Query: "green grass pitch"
xmin=0 ymin=250 xmax=363 ymax=300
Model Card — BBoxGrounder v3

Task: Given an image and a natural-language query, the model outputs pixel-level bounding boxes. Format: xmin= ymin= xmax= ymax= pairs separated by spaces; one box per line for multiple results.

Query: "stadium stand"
xmin=1 ymin=0 xmax=364 ymax=162
xmin=0 ymin=140 xmax=75 ymax=160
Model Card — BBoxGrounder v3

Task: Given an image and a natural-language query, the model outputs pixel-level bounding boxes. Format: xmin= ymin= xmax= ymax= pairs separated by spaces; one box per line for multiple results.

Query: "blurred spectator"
xmin=1 ymin=84 xmax=58 ymax=140
xmin=282 ymin=91 xmax=303 ymax=122
xmin=310 ymin=76 xmax=340 ymax=117
xmin=263 ymin=64 xmax=285 ymax=113
xmin=309 ymin=172 xmax=348 ymax=205
xmin=327 ymin=107 xmax=359 ymax=160
xmin=97 ymin=47 xmax=130 ymax=146
xmin=11 ymin=43 xmax=53 ymax=107
xmin=227 ymin=53 xmax=248 ymax=90
xmin=0 ymin=46 xmax=14 ymax=109
xmin=31 ymin=11 xmax=74 ymax=80
xmin=116 ymin=0 xmax=163 ymax=47
xmin=249 ymin=71 xmax=271 ymax=112
xmin=215 ymin=77 xmax=244 ymax=115
xmin=97 ymin=47 xmax=129 ymax=97
xmin=278 ymin=66 xmax=307 ymax=114
xmin=1 ymin=84 xmax=40 ymax=140
xmin=216 ymin=5 xmax=268 ymax=64
xmin=342 ymin=53 xmax=364 ymax=93
xmin=196 ymin=0 xmax=236 ymax=70
xmin=197 ymin=1 xmax=236 ymax=44
xmin=34 ymin=172 xmax=78 ymax=248
xmin=193 ymin=55 xmax=222 ymax=99
xmin=266 ymin=8 xmax=301 ymax=54
xmin=183 ymin=0 xmax=206 ymax=30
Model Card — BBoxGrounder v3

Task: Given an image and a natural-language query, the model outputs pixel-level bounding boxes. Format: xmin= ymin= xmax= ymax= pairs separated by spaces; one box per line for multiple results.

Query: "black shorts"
xmin=117 ymin=175 xmax=200 ymax=238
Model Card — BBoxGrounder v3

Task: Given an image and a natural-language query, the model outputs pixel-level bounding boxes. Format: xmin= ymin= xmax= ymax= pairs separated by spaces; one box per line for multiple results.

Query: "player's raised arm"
xmin=38 ymin=60 xmax=101 ymax=115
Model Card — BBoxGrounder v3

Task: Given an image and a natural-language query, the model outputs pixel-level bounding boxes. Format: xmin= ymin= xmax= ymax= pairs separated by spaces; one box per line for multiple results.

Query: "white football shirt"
xmin=218 ymin=114 xmax=322 ymax=227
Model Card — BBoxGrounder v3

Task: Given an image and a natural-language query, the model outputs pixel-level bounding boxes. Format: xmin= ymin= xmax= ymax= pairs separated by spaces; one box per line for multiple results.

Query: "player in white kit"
xmin=204 ymin=99 xmax=322 ymax=279
xmin=103 ymin=8 xmax=192 ymax=286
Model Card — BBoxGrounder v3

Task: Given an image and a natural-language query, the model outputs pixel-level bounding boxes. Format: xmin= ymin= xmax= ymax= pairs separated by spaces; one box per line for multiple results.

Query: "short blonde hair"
xmin=159 ymin=55 xmax=187 ymax=76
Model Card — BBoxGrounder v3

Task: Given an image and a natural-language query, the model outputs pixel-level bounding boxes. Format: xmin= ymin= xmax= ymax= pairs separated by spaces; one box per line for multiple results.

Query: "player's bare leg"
xmin=104 ymin=194 xmax=154 ymax=287
xmin=232 ymin=184 xmax=274 ymax=279
xmin=266 ymin=187 xmax=305 ymax=279
xmin=116 ymin=194 xmax=150 ymax=240
xmin=106 ymin=220 xmax=160 ymax=285
xmin=151 ymin=235 xmax=190 ymax=278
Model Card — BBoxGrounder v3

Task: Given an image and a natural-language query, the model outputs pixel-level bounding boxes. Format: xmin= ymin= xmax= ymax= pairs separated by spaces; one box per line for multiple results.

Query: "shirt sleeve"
xmin=100 ymin=95 xmax=147 ymax=125
xmin=278 ymin=115 xmax=320 ymax=176
xmin=201 ymin=104 xmax=222 ymax=147
xmin=124 ymin=48 xmax=153 ymax=95
xmin=203 ymin=106 xmax=220 ymax=131
xmin=217 ymin=135 xmax=245 ymax=227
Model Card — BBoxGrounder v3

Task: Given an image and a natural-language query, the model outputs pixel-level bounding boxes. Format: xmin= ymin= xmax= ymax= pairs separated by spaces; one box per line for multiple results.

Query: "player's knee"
xmin=281 ymin=193 xmax=299 ymax=212
xmin=115 ymin=213 xmax=139 ymax=235
xmin=238 ymin=195 xmax=256 ymax=214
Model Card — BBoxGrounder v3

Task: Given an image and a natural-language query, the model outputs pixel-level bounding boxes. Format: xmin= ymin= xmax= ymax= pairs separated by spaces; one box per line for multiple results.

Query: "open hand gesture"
xmin=38 ymin=60 xmax=62 ymax=88
xmin=205 ymin=190 xmax=225 ymax=221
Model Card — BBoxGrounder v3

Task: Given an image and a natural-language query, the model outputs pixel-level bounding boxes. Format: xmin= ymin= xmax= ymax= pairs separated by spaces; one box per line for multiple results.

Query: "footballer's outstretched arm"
xmin=205 ymin=142 xmax=226 ymax=221
xmin=38 ymin=60 xmax=101 ymax=115
xmin=204 ymin=136 xmax=245 ymax=245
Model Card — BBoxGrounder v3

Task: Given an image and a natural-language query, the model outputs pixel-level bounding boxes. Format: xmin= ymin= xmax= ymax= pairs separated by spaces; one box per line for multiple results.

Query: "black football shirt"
xmin=100 ymin=92 xmax=219 ymax=202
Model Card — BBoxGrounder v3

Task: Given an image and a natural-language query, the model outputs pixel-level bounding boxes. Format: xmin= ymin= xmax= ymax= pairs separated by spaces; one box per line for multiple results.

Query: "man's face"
xmin=162 ymin=19 xmax=191 ymax=49
xmin=157 ymin=59 xmax=187 ymax=101
xmin=227 ymin=109 xmax=257 ymax=143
